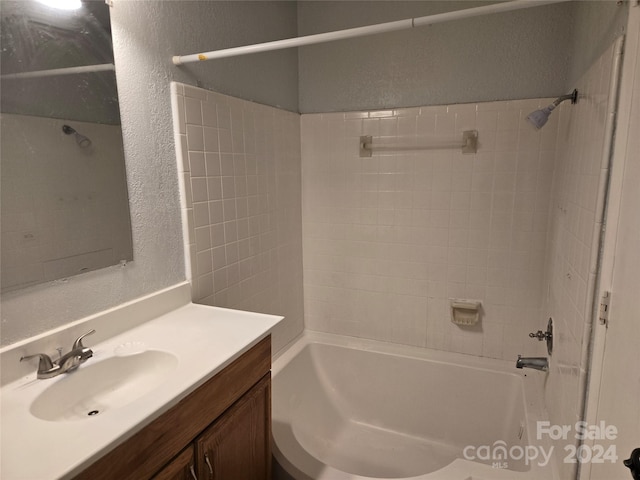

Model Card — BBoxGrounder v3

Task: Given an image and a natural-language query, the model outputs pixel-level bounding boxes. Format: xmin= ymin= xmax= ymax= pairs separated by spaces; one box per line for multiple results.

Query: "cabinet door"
xmin=196 ymin=373 xmax=271 ymax=480
xmin=152 ymin=447 xmax=197 ymax=480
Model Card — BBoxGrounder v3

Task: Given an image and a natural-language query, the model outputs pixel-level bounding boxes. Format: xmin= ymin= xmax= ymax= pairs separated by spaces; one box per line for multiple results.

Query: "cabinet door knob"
xmin=189 ymin=465 xmax=198 ymax=480
xmin=204 ymin=452 xmax=214 ymax=479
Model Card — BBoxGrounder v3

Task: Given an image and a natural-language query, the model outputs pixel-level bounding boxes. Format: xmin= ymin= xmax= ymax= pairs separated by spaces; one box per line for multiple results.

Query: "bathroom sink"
xmin=30 ymin=350 xmax=178 ymax=422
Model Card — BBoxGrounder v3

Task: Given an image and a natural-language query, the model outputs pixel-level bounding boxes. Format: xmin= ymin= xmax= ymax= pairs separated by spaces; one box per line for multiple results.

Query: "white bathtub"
xmin=272 ymin=332 xmax=558 ymax=480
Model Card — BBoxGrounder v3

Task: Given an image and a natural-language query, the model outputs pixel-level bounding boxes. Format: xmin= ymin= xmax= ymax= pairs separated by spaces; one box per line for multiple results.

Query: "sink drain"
xmin=87 ymin=410 xmax=100 ymax=416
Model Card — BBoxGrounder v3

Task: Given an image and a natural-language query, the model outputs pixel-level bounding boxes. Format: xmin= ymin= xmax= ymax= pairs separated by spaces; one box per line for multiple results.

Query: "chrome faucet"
xmin=516 ymin=355 xmax=548 ymax=372
xmin=20 ymin=330 xmax=95 ymax=379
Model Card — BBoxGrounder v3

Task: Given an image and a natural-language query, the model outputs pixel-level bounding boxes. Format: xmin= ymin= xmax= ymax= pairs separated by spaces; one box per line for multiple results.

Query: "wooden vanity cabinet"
xmin=195 ymin=374 xmax=271 ymax=479
xmin=74 ymin=335 xmax=272 ymax=480
xmin=151 ymin=447 xmax=196 ymax=480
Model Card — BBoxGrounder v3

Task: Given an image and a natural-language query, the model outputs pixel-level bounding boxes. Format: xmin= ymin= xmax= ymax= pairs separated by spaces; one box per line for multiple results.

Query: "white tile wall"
xmin=542 ymin=42 xmax=617 ymax=480
xmin=301 ymin=98 xmax=559 ymax=359
xmin=0 ymin=115 xmax=132 ymax=291
xmin=171 ymin=83 xmax=304 ymax=353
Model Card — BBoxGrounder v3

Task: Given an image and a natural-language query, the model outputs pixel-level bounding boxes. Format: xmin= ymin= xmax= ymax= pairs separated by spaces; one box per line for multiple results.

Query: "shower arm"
xmin=551 ymin=89 xmax=579 ymax=108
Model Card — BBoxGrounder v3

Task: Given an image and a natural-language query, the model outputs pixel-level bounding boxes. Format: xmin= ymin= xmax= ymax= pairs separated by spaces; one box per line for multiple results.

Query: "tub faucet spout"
xmin=516 ymin=355 xmax=548 ymax=372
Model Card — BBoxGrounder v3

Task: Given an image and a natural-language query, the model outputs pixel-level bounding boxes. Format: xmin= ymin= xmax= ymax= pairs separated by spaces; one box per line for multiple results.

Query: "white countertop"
xmin=1 ymin=301 xmax=282 ymax=480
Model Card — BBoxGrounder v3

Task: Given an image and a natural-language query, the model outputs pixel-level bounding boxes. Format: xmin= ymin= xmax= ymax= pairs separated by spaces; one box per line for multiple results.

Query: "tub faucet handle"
xmin=529 ymin=330 xmax=550 ymax=340
xmin=529 ymin=318 xmax=553 ymax=355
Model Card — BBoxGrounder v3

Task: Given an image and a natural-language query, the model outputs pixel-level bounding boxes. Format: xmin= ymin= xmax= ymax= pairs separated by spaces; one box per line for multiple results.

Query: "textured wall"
xmin=0 ymin=1 xmax=299 ymax=346
xmin=298 ymin=1 xmax=575 ymax=113
xmin=162 ymin=1 xmax=299 ymax=112
xmin=301 ymin=98 xmax=558 ymax=360
xmin=297 ymin=1 xmax=627 ymax=114
xmin=542 ymin=40 xmax=619 ymax=480
xmin=172 ymin=83 xmax=304 ymax=353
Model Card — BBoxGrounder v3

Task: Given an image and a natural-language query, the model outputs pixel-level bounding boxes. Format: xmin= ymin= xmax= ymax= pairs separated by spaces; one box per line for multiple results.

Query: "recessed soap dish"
xmin=450 ymin=299 xmax=482 ymax=326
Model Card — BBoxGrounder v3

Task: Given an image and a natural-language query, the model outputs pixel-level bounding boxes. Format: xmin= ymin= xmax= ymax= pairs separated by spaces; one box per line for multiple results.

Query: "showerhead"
xmin=62 ymin=124 xmax=92 ymax=148
xmin=526 ymin=89 xmax=578 ymax=130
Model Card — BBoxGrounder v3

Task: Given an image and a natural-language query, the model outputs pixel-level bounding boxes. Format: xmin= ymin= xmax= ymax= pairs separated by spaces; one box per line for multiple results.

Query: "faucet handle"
xmin=20 ymin=353 xmax=55 ymax=371
xmin=529 ymin=330 xmax=549 ymax=340
xmin=72 ymin=329 xmax=96 ymax=350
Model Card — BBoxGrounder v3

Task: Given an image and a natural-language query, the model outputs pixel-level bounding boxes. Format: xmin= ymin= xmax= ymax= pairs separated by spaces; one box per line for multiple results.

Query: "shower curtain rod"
xmin=0 ymin=63 xmax=115 ymax=80
xmin=172 ymin=0 xmax=569 ymax=65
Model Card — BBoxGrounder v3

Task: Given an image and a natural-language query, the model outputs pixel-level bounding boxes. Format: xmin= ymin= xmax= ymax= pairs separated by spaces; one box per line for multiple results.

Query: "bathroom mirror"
xmin=0 ymin=0 xmax=133 ymax=293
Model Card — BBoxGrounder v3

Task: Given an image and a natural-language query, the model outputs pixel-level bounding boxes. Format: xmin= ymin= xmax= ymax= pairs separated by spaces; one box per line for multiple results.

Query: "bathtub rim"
xmin=274 ymin=330 xmax=531 ymax=378
xmin=271 ymin=330 xmax=560 ymax=480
